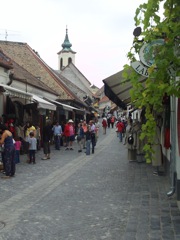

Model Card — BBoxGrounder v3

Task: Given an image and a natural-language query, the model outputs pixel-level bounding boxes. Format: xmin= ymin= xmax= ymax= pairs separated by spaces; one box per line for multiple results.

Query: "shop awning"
xmin=0 ymin=84 xmax=56 ymax=111
xmin=103 ymin=69 xmax=146 ymax=110
xmin=0 ymin=83 xmax=32 ymax=100
xmin=32 ymin=95 xmax=56 ymax=111
xmin=46 ymin=99 xmax=85 ymax=113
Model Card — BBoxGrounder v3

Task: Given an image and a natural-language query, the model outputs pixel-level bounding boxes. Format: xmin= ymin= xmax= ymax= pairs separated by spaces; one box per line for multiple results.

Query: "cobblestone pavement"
xmin=0 ymin=126 xmax=180 ymax=240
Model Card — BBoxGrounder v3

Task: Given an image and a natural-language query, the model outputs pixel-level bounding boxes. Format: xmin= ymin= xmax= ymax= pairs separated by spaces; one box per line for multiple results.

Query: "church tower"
xmin=57 ymin=27 xmax=76 ymax=71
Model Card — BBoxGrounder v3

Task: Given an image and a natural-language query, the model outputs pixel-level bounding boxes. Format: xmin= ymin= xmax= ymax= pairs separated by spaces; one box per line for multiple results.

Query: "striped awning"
xmin=0 ymin=83 xmax=32 ymax=100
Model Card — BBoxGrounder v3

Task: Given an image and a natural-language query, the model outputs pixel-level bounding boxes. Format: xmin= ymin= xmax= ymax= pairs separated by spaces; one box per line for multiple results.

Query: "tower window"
xmin=60 ymin=58 xmax=63 ymax=70
xmin=68 ymin=58 xmax=72 ymax=64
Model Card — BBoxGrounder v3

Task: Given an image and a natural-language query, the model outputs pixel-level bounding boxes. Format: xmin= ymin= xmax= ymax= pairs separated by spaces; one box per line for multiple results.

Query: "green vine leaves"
xmin=123 ymin=0 xmax=180 ymax=163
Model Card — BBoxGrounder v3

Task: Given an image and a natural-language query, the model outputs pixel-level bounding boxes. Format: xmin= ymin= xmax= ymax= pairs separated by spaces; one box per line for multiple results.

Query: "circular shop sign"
xmin=139 ymin=39 xmax=164 ymax=67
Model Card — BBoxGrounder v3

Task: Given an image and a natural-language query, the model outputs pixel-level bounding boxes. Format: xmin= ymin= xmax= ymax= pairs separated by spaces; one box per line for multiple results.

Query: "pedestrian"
xmin=62 ymin=120 xmax=68 ymax=147
xmin=35 ymin=124 xmax=41 ymax=150
xmin=41 ymin=120 xmax=53 ymax=160
xmin=94 ymin=118 xmax=100 ymax=143
xmin=85 ymin=125 xmax=91 ymax=155
xmin=60 ymin=121 xmax=66 ymax=147
xmin=28 ymin=132 xmax=37 ymax=164
xmin=102 ymin=117 xmax=107 ymax=134
xmin=0 ymin=124 xmax=15 ymax=178
xmin=52 ymin=121 xmax=62 ymax=150
xmin=116 ymin=119 xmax=125 ymax=142
xmin=107 ymin=112 xmax=112 ymax=128
xmin=77 ymin=123 xmax=84 ymax=152
xmin=24 ymin=121 xmax=36 ymax=162
xmin=110 ymin=115 xmax=116 ymax=128
xmin=64 ymin=119 xmax=75 ymax=150
xmin=82 ymin=120 xmax=88 ymax=149
xmin=89 ymin=120 xmax=96 ymax=154
xmin=14 ymin=136 xmax=22 ymax=164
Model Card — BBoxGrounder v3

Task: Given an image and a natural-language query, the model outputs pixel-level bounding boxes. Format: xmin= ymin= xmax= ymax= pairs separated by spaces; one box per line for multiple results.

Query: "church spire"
xmin=61 ymin=26 xmax=72 ymax=51
xmin=57 ymin=27 xmax=76 ymax=70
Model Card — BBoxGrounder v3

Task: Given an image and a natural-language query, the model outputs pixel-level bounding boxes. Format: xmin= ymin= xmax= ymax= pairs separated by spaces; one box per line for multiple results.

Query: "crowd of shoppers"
xmin=0 ymin=117 xmax=105 ymax=178
xmin=0 ymin=114 xmax=130 ymax=179
xmin=102 ymin=113 xmax=128 ymax=144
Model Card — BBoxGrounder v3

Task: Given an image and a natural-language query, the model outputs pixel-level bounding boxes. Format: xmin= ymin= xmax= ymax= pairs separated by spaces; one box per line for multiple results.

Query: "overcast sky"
xmin=0 ymin=0 xmax=148 ymax=88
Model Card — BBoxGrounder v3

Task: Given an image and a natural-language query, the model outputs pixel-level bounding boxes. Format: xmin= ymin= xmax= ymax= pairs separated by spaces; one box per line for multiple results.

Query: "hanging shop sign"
xmin=132 ymin=39 xmax=176 ymax=77
xmin=139 ymin=39 xmax=164 ymax=67
xmin=131 ymin=39 xmax=164 ymax=77
xmin=131 ymin=61 xmax=149 ymax=77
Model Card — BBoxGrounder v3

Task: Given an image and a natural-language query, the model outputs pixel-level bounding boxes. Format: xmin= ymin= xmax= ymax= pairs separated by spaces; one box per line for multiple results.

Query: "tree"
xmin=123 ymin=0 xmax=180 ymax=162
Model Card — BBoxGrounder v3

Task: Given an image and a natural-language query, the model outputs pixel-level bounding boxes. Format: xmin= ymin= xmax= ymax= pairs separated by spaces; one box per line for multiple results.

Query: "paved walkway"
xmin=0 ymin=126 xmax=180 ymax=240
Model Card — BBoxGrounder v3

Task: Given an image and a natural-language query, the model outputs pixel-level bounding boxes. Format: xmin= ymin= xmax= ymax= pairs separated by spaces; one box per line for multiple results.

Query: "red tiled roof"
xmin=0 ymin=48 xmax=13 ymax=69
xmin=12 ymin=61 xmax=56 ymax=94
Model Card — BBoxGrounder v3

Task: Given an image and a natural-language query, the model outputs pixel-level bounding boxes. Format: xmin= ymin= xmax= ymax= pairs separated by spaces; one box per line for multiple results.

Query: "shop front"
xmin=0 ymin=84 xmax=56 ymax=147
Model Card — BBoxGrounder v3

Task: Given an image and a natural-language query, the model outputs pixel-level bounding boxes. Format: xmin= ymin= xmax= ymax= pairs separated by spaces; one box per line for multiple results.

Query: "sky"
xmin=0 ymin=0 xmax=148 ymax=88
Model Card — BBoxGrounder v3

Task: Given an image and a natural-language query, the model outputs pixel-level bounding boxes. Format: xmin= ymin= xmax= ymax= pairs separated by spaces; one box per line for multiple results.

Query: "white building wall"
xmin=0 ymin=66 xmax=11 ymax=119
xmin=11 ymin=81 xmax=58 ymax=101
xmin=60 ymin=67 xmax=92 ymax=97
xmin=0 ymin=67 xmax=11 ymax=85
xmin=69 ymin=65 xmax=91 ymax=89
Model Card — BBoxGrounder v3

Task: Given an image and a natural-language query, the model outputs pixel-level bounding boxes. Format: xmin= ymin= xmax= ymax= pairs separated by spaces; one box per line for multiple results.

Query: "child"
xmin=28 ymin=132 xmax=37 ymax=164
xmin=14 ymin=137 xmax=22 ymax=164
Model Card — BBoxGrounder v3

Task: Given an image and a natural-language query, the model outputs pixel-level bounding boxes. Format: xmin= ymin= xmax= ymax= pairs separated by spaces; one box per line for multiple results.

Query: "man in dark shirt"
xmin=41 ymin=120 xmax=53 ymax=160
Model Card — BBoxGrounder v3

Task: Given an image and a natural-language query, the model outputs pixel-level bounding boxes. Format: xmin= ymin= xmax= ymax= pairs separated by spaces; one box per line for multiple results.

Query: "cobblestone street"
xmin=0 ymin=127 xmax=180 ymax=240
